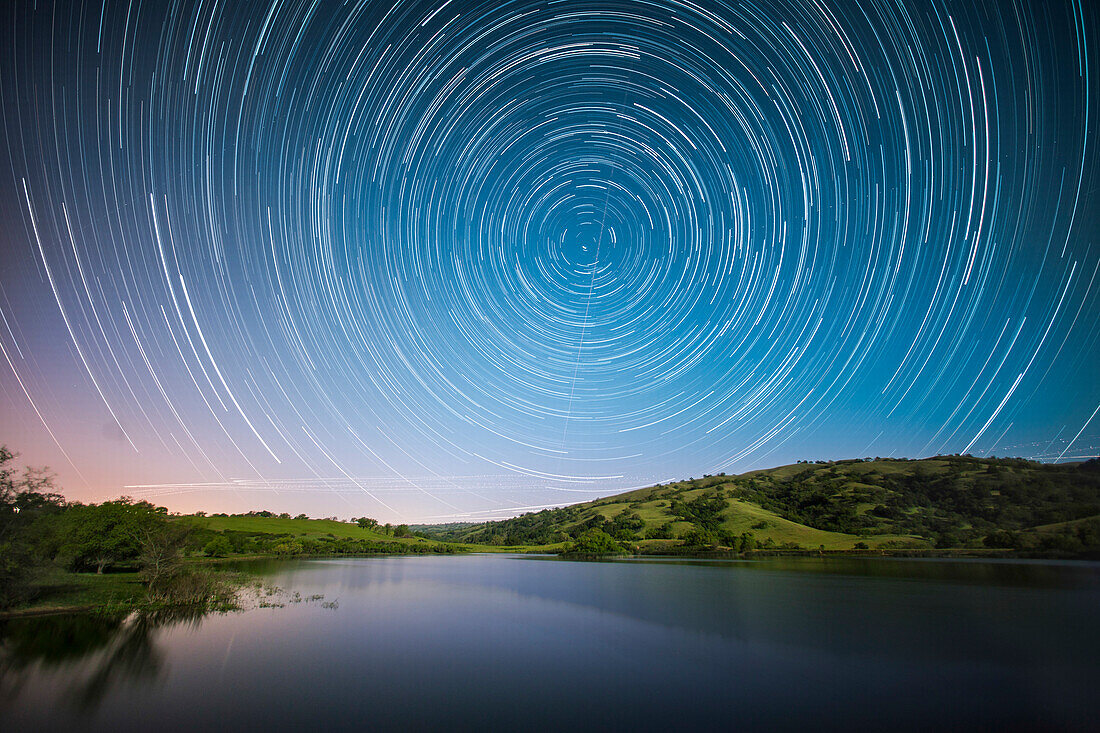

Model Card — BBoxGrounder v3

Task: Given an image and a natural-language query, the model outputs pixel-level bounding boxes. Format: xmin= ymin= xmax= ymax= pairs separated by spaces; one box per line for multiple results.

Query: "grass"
xmin=1030 ymin=514 xmax=1100 ymax=533
xmin=195 ymin=515 xmax=404 ymax=542
xmin=718 ymin=499 xmax=855 ymax=547
xmin=4 ymin=562 xmax=260 ymax=618
xmin=4 ymin=567 xmax=147 ymax=617
xmin=574 ymin=492 xmax=924 ymax=550
xmin=420 ymin=455 xmax=1096 ymax=551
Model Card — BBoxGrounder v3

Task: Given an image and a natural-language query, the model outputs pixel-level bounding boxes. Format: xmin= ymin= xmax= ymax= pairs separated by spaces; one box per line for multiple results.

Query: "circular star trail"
xmin=1 ymin=0 xmax=1098 ymax=518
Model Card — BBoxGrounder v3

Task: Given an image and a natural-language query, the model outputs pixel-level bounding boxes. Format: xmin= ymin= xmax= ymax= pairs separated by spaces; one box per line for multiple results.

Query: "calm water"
xmin=2 ymin=555 xmax=1099 ymax=732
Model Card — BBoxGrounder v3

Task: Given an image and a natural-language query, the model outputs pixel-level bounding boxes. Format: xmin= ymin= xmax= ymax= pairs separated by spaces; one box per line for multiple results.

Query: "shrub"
xmin=204 ymin=536 xmax=233 ymax=557
xmin=147 ymin=569 xmax=239 ymax=607
xmin=272 ymin=540 xmax=303 ymax=555
xmin=565 ymin=529 xmax=625 ymax=555
xmin=645 ymin=522 xmax=673 ymax=540
xmin=681 ymin=528 xmax=718 ymax=548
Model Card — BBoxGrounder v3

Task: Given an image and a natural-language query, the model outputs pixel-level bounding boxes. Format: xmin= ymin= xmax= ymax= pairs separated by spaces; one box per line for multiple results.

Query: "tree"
xmin=203 ymin=536 xmax=232 ymax=557
xmin=356 ymin=517 xmax=379 ymax=530
xmin=0 ymin=447 xmax=66 ymax=608
xmin=565 ymin=528 xmax=624 ymax=555
xmin=60 ymin=498 xmax=166 ymax=574
xmin=646 ymin=522 xmax=673 ymax=540
xmin=272 ymin=539 xmax=303 ymax=555
xmin=984 ymin=529 xmax=1020 ymax=549
xmin=138 ymin=519 xmax=193 ymax=594
xmin=682 ymin=528 xmax=718 ymax=548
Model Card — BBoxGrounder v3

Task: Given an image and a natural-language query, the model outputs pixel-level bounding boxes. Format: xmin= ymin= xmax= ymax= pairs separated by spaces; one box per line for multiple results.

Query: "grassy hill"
xmin=185 ymin=513 xmax=461 ymax=556
xmin=417 ymin=456 xmax=1100 ymax=554
xmin=198 ymin=515 xmax=396 ymax=541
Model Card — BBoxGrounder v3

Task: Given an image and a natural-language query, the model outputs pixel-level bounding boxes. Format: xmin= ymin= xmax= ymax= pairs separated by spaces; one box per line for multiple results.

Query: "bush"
xmin=146 ymin=569 xmax=239 ymax=607
xmin=565 ymin=529 xmax=625 ymax=555
xmin=204 ymin=536 xmax=233 ymax=557
xmin=645 ymin=522 xmax=673 ymax=540
xmin=682 ymin=528 xmax=717 ymax=548
xmin=984 ymin=530 xmax=1020 ymax=549
xmin=272 ymin=540 xmax=303 ymax=555
xmin=59 ymin=498 xmax=169 ymax=574
xmin=1 ymin=447 xmax=68 ymax=608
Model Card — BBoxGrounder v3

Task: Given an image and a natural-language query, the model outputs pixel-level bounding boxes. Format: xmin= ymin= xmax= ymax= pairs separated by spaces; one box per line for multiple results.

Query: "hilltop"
xmin=416 ymin=455 xmax=1100 ymax=554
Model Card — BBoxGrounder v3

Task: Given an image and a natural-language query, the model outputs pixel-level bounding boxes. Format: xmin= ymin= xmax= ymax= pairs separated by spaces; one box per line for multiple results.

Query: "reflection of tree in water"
xmin=0 ymin=606 xmax=206 ymax=711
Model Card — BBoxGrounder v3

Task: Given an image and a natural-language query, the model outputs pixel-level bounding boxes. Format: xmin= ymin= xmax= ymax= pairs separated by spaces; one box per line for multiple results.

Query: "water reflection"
xmin=1 ymin=556 xmax=1098 ymax=732
xmin=0 ymin=606 xmax=206 ymax=712
xmin=599 ymin=554 xmax=1100 ymax=589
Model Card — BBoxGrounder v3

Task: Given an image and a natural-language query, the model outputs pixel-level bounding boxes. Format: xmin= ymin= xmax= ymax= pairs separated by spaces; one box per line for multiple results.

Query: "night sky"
xmin=1 ymin=0 xmax=1097 ymax=522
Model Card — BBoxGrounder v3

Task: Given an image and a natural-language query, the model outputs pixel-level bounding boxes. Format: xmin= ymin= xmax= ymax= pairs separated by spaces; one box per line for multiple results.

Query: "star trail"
xmin=1 ymin=0 xmax=1098 ymax=520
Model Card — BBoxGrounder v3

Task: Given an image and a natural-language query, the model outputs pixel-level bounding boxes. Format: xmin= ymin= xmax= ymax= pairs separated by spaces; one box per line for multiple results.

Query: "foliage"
xmin=670 ymin=494 xmax=729 ymax=532
xmin=138 ymin=519 xmax=194 ymax=594
xmin=412 ymin=456 xmax=1100 ymax=554
xmin=563 ymin=529 xmax=626 ymax=555
xmin=196 ymin=514 xmax=394 ymax=542
xmin=272 ymin=539 xmax=304 ymax=555
xmin=732 ymin=455 xmax=1100 ymax=545
xmin=0 ymin=447 xmax=66 ymax=608
xmin=681 ymin=528 xmax=718 ymax=548
xmin=144 ymin=568 xmax=240 ymax=607
xmin=0 ymin=442 xmax=468 ymax=615
xmin=58 ymin=498 xmax=169 ymax=574
xmin=646 ymin=522 xmax=674 ymax=539
xmin=203 ymin=536 xmax=233 ymax=557
xmin=186 ymin=515 xmax=462 ymax=557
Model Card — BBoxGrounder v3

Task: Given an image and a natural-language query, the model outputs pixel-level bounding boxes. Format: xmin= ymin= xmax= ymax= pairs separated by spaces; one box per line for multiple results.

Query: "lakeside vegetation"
xmin=0 ymin=445 xmax=463 ymax=616
xmin=416 ymin=455 xmax=1100 ymax=557
xmin=5 ymin=444 xmax=1100 ymax=615
xmin=186 ymin=512 xmax=461 ymax=558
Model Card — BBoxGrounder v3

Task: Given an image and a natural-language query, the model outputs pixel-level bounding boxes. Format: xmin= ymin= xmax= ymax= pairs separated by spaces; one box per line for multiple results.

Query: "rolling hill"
xmin=417 ymin=456 xmax=1100 ymax=553
xmin=186 ymin=513 xmax=460 ymax=555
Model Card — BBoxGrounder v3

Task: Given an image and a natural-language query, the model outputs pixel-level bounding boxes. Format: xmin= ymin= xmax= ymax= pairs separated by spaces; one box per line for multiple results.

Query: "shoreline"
xmin=0 ymin=548 xmax=471 ymax=620
xmin=6 ymin=547 xmax=1096 ymax=620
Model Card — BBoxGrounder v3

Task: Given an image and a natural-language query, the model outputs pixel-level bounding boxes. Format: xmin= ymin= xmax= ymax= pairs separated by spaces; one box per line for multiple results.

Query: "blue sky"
xmin=1 ymin=0 xmax=1097 ymax=521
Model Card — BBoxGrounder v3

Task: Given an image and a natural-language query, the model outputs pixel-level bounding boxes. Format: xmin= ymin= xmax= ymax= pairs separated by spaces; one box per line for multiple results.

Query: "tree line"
xmin=1 ymin=445 xmax=217 ymax=609
xmin=0 ymin=445 xmax=454 ymax=610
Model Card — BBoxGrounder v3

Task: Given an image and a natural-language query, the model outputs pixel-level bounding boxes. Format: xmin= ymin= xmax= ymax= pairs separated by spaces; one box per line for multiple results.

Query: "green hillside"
xmin=186 ymin=513 xmax=460 ymax=556
xmin=418 ymin=456 xmax=1100 ymax=553
xmin=198 ymin=515 xmax=394 ymax=541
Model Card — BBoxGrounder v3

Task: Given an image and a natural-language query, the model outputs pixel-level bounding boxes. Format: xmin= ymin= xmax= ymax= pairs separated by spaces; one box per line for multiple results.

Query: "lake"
xmin=2 ymin=554 xmax=1098 ymax=731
